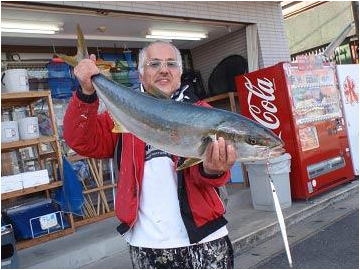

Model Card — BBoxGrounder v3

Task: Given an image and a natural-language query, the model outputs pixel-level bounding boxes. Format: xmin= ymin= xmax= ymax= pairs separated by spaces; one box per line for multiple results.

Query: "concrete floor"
xmin=17 ymin=180 xmax=358 ymax=269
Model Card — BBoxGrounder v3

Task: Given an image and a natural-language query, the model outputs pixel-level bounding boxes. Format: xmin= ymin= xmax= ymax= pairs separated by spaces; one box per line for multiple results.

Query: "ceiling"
xmin=1 ymin=2 xmax=245 ymax=50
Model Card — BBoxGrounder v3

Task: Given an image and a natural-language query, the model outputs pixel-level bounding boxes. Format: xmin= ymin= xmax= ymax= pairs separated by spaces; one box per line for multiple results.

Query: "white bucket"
xmin=1 ymin=69 xmax=29 ymax=93
xmin=19 ymin=117 xmax=39 ymax=140
xmin=1 ymin=121 xmax=19 ymax=142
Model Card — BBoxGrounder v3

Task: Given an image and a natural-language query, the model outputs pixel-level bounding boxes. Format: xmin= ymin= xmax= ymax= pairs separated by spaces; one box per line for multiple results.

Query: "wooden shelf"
xmin=39 ymin=151 xmax=57 ymax=160
xmin=74 ymin=211 xmax=115 ymax=228
xmin=66 ymin=154 xmax=87 ymax=162
xmin=1 ymin=91 xmax=51 ymax=108
xmin=203 ymin=92 xmax=237 ymax=102
xmin=202 ymin=92 xmax=238 ymax=113
xmin=1 ymin=181 xmax=63 ymax=200
xmin=16 ymin=227 xmax=74 ymax=251
xmin=1 ymin=90 xmax=70 ymax=249
xmin=1 ymin=136 xmax=57 ymax=151
xmin=83 ymin=183 xmax=117 ymax=194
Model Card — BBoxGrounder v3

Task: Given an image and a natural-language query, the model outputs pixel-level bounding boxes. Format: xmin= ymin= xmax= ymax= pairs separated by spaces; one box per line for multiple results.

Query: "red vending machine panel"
xmin=235 ymin=61 xmax=353 ymax=199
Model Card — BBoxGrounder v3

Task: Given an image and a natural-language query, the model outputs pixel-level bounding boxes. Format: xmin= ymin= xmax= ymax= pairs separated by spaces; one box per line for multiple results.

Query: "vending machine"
xmin=235 ymin=58 xmax=354 ymax=199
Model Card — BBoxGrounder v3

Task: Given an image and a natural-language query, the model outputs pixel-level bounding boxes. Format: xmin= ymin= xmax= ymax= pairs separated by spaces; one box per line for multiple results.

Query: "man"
xmin=63 ymin=41 xmax=236 ymax=269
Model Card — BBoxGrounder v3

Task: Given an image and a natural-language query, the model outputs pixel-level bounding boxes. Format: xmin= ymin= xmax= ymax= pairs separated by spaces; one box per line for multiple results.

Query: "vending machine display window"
xmin=287 ymin=65 xmax=343 ymax=125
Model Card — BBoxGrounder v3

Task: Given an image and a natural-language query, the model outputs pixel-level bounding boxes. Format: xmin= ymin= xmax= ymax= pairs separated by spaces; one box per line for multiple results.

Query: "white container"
xmin=22 ymin=170 xmax=50 ymax=189
xmin=1 ymin=121 xmax=19 ymax=142
xmin=19 ymin=117 xmax=39 ymax=140
xmin=1 ymin=69 xmax=29 ymax=93
xmin=244 ymin=153 xmax=292 ymax=211
xmin=1 ymin=174 xmax=24 ymax=193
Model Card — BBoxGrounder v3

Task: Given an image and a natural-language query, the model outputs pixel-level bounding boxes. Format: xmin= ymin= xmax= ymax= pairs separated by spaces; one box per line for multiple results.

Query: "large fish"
xmin=60 ymin=25 xmax=292 ymax=267
xmin=59 ymin=25 xmax=285 ymax=170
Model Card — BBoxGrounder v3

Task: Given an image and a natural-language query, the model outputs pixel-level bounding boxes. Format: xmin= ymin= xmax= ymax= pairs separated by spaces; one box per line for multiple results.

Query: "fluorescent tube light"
xmin=1 ymin=21 xmax=63 ymax=34
xmin=1 ymin=28 xmax=57 ymax=35
xmin=146 ymin=35 xmax=201 ymax=41
xmin=146 ymin=30 xmax=207 ymax=40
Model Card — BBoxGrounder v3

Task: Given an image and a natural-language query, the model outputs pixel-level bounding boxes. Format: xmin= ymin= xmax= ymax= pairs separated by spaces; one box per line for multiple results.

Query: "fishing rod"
xmin=266 ymin=158 xmax=293 ymax=268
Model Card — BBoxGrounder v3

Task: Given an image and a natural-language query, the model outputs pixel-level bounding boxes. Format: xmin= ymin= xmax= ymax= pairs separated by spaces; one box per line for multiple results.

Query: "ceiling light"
xmin=146 ymin=30 xmax=207 ymax=40
xmin=1 ymin=28 xmax=57 ymax=35
xmin=1 ymin=20 xmax=63 ymax=35
xmin=146 ymin=35 xmax=201 ymax=41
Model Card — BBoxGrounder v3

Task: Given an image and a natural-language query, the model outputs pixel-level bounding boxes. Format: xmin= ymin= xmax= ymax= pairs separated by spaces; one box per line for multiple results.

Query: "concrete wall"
xmin=284 ymin=1 xmax=355 ymax=54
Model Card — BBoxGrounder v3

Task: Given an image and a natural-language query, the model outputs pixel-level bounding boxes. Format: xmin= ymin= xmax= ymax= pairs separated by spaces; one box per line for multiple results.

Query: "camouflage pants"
xmin=129 ymin=236 xmax=234 ymax=269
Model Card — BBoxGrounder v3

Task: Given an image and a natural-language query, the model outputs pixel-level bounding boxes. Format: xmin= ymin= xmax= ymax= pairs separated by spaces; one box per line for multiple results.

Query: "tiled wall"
xmin=39 ymin=1 xmax=291 ymax=91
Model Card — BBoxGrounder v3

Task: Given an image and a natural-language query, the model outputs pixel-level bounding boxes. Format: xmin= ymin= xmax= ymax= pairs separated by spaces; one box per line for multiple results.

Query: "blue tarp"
xmin=53 ymin=156 xmax=84 ymax=216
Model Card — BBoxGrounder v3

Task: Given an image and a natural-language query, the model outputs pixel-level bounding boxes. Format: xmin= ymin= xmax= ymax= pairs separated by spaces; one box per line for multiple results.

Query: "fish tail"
xmin=56 ymin=24 xmax=88 ymax=66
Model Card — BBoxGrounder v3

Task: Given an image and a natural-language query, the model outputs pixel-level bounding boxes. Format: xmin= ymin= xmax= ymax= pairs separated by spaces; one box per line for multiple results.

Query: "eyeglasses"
xmin=145 ymin=60 xmax=180 ymax=70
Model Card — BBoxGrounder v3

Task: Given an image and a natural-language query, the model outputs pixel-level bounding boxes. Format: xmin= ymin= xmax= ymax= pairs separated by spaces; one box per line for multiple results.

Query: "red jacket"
xmin=63 ymin=91 xmax=230 ymax=243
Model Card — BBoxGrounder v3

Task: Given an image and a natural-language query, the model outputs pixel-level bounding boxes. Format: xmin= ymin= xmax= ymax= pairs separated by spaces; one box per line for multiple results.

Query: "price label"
xmin=39 ymin=213 xmax=58 ymax=230
xmin=27 ymin=124 xmax=38 ymax=134
xmin=4 ymin=128 xmax=16 ymax=138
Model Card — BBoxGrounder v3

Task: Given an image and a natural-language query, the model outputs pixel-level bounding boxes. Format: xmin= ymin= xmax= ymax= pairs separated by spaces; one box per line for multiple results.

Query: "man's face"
xmin=140 ymin=43 xmax=181 ymax=97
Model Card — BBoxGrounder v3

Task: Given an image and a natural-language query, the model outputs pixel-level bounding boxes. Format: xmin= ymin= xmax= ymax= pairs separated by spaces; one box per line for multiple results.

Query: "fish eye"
xmin=247 ymin=137 xmax=257 ymax=145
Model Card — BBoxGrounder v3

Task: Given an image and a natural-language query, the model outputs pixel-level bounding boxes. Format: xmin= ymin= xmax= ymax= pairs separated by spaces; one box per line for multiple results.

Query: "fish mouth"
xmin=253 ymin=145 xmax=286 ymax=160
xmin=268 ymin=145 xmax=286 ymax=157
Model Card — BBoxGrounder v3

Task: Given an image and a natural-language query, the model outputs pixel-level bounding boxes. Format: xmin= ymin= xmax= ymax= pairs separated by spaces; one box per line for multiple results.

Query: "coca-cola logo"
xmin=244 ymin=76 xmax=280 ymax=130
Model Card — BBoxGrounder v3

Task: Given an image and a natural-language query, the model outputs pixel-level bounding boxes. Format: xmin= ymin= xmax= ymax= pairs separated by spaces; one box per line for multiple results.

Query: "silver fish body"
xmin=92 ymin=74 xmax=284 ymax=161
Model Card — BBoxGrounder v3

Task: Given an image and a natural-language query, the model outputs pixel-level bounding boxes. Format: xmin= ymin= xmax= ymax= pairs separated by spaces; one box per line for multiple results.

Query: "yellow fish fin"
xmin=147 ymin=86 xmax=171 ymax=99
xmin=111 ymin=121 xmax=129 ymax=133
xmin=176 ymin=158 xmax=203 ymax=171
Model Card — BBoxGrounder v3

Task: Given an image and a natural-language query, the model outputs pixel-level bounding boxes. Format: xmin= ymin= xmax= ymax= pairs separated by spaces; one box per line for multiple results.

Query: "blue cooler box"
xmin=4 ymin=199 xmax=70 ymax=240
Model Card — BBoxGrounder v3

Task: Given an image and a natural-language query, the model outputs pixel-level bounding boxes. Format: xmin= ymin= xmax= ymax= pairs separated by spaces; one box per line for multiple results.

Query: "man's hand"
xmin=202 ymin=137 xmax=237 ymax=176
xmin=74 ymin=54 xmax=99 ymax=95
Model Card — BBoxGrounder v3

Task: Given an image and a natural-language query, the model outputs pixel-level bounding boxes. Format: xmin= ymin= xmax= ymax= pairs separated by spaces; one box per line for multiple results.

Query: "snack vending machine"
xmin=235 ymin=59 xmax=354 ymax=199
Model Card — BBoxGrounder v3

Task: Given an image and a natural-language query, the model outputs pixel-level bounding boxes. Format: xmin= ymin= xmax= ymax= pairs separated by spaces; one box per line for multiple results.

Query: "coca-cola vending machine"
xmin=235 ymin=59 xmax=354 ymax=199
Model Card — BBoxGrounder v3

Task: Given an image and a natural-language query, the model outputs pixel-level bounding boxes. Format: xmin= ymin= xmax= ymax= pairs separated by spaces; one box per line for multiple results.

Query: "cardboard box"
xmin=1 ymin=175 xmax=24 ymax=193
xmin=22 ymin=170 xmax=50 ymax=189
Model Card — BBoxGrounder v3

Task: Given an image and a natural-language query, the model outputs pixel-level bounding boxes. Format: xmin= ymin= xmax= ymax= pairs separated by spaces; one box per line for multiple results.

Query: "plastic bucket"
xmin=1 ymin=121 xmax=19 ymax=142
xmin=1 ymin=69 xmax=29 ymax=93
xmin=19 ymin=117 xmax=39 ymax=140
xmin=244 ymin=153 xmax=292 ymax=211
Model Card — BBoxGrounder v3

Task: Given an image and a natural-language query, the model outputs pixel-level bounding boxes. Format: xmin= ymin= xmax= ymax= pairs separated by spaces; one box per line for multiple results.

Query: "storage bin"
xmin=46 ymin=62 xmax=71 ymax=78
xmin=111 ymin=70 xmax=132 ymax=86
xmin=48 ymin=78 xmax=74 ymax=99
xmin=244 ymin=153 xmax=292 ymax=211
xmin=19 ymin=117 xmax=39 ymax=140
xmin=1 ymin=121 xmax=19 ymax=143
xmin=1 ymin=225 xmax=18 ymax=269
xmin=4 ymin=199 xmax=70 ymax=240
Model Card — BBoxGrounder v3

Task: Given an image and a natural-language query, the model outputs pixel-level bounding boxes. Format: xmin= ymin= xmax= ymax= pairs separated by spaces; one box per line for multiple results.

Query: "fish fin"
xmin=76 ymin=24 xmax=89 ymax=60
xmin=147 ymin=86 xmax=171 ymax=99
xmin=111 ymin=121 xmax=129 ymax=133
xmin=55 ymin=24 xmax=89 ymax=67
xmin=198 ymin=135 xmax=215 ymax=156
xmin=176 ymin=158 xmax=202 ymax=171
xmin=56 ymin=54 xmax=79 ymax=66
